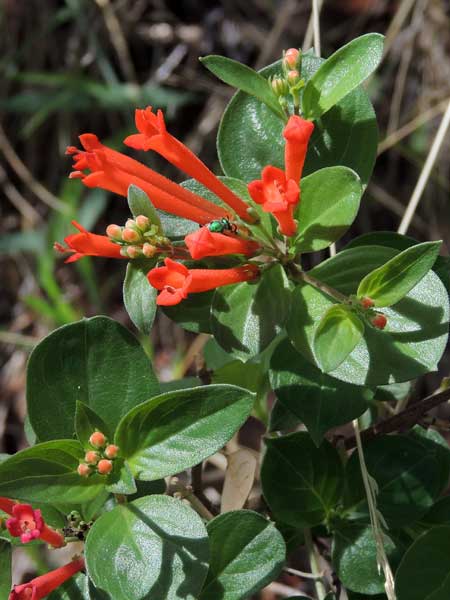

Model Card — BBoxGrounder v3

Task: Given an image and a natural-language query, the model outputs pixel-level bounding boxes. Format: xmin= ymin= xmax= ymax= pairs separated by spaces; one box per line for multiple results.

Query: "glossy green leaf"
xmin=287 ymin=245 xmax=449 ymax=385
xmin=294 ymin=167 xmax=362 ymax=253
xmin=261 ymin=431 xmax=343 ymax=527
xmin=115 ymin=385 xmax=254 ymax=480
xmin=128 ymin=184 xmax=162 ymax=229
xmin=123 ymin=260 xmax=157 ymax=335
xmin=302 ymin=34 xmax=384 ymax=119
xmin=314 ymin=305 xmax=364 ymax=373
xmin=0 ymin=440 xmax=105 ymax=503
xmin=200 ymin=55 xmax=284 ymax=118
xmin=357 ymin=241 xmax=442 ymax=307
xmin=333 ymin=523 xmax=404 ymax=595
xmin=85 ymin=495 xmax=209 ymax=600
xmin=269 ymin=339 xmax=372 ymax=445
xmin=395 ymin=526 xmax=450 ymax=600
xmin=163 ymin=291 xmax=214 ymax=333
xmin=0 ymin=540 xmax=11 ymax=599
xmin=47 ymin=574 xmax=90 ymax=600
xmin=105 ymin=460 xmax=137 ymax=495
xmin=75 ymin=401 xmax=110 ymax=448
xmin=200 ymin=510 xmax=285 ymax=600
xmin=212 ymin=264 xmax=291 ymax=361
xmin=420 ymin=496 xmax=450 ymax=528
xmin=218 ymin=56 xmax=378 ymax=186
xmin=407 ymin=426 xmax=450 ymax=496
xmin=27 ymin=316 xmax=159 ymax=441
xmin=344 ymin=435 xmax=442 ymax=527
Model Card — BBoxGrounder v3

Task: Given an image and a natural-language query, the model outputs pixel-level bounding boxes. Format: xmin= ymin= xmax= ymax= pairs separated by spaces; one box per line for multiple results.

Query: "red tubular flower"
xmin=248 ymin=166 xmax=299 ymax=236
xmin=148 ymin=258 xmax=259 ymax=306
xmin=54 ymin=221 xmax=124 ymax=263
xmin=9 ymin=557 xmax=84 ymax=600
xmin=5 ymin=503 xmax=64 ymax=547
xmin=0 ymin=497 xmax=16 ymax=515
xmin=283 ymin=115 xmax=314 ymax=183
xmin=124 ymin=107 xmax=252 ymax=222
xmin=67 ymin=135 xmax=227 ymax=225
xmin=185 ymin=227 xmax=260 ymax=260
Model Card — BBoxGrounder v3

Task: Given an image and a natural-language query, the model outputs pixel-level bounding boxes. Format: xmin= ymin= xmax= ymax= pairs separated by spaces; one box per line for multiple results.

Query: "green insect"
xmin=207 ymin=218 xmax=237 ymax=234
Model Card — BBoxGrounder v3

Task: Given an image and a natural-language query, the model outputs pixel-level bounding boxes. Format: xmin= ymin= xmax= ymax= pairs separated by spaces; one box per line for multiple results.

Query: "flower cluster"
xmin=58 ymin=101 xmax=314 ymax=306
xmin=77 ymin=431 xmax=119 ymax=477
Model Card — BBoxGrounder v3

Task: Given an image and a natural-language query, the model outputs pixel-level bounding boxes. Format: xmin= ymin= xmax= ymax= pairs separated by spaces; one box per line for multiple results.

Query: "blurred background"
xmin=1 ymin=0 xmax=450 ymax=596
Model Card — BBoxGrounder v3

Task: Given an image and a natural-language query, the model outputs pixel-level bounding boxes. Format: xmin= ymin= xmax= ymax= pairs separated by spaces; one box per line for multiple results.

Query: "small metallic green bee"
xmin=207 ymin=218 xmax=237 ymax=234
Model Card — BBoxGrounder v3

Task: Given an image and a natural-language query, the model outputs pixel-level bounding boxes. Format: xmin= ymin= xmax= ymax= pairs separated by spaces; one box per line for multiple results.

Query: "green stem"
xmin=288 ymin=262 xmax=349 ymax=303
xmin=304 ymin=528 xmax=327 ymax=600
xmin=172 ymin=480 xmax=213 ymax=521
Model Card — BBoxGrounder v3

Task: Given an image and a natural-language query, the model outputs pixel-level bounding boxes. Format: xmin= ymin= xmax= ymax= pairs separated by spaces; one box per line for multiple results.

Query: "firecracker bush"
xmin=2 ymin=34 xmax=450 ymax=600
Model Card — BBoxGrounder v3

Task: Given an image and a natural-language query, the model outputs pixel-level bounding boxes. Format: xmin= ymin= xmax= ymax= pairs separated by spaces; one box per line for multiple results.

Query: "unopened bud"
xmin=360 ymin=296 xmax=375 ymax=309
xmin=97 ymin=459 xmax=113 ymax=475
xmin=77 ymin=463 xmax=91 ymax=477
xmin=104 ymin=444 xmax=119 ymax=459
xmin=85 ymin=451 xmax=100 ymax=465
xmin=89 ymin=431 xmax=106 ymax=448
xmin=283 ymin=48 xmax=300 ymax=69
xmin=135 ymin=215 xmax=150 ymax=230
xmin=125 ymin=219 xmax=136 ymax=229
xmin=106 ymin=224 xmax=122 ymax=240
xmin=371 ymin=314 xmax=387 ymax=330
xmin=271 ymin=77 xmax=288 ymax=97
xmin=143 ymin=243 xmax=157 ymax=258
xmin=287 ymin=70 xmax=300 ymax=86
xmin=122 ymin=228 xmax=140 ymax=243
xmin=126 ymin=245 xmax=142 ymax=259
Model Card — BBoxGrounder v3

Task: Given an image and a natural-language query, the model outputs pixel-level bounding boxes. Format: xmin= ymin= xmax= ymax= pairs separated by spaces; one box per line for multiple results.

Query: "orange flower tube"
xmin=283 ymin=115 xmax=314 ymax=183
xmin=148 ymin=258 xmax=259 ymax=306
xmin=2 ymin=499 xmax=65 ymax=548
xmin=185 ymin=227 xmax=260 ymax=260
xmin=9 ymin=558 xmax=84 ymax=600
xmin=124 ymin=107 xmax=252 ymax=222
xmin=54 ymin=221 xmax=124 ymax=263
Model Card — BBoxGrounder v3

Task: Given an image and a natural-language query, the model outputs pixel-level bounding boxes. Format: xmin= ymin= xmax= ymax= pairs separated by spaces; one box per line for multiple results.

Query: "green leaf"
xmin=127 ymin=184 xmax=162 ymax=229
xmin=344 ymin=435 xmax=442 ymax=527
xmin=395 ymin=526 xmax=450 ymax=600
xmin=314 ymin=305 xmax=364 ymax=373
xmin=294 ymin=167 xmax=363 ymax=253
xmin=287 ymin=245 xmax=449 ymax=386
xmin=75 ymin=401 xmax=110 ymax=448
xmin=200 ymin=510 xmax=285 ymax=600
xmin=115 ymin=385 xmax=254 ymax=480
xmin=407 ymin=426 xmax=450 ymax=496
xmin=333 ymin=522 xmax=404 ymax=595
xmin=105 ymin=460 xmax=137 ymax=495
xmin=261 ymin=431 xmax=344 ymax=527
xmin=200 ymin=55 xmax=284 ymax=119
xmin=85 ymin=495 xmax=209 ymax=600
xmin=47 ymin=574 xmax=90 ymax=599
xmin=212 ymin=264 xmax=291 ymax=361
xmin=302 ymin=33 xmax=384 ymax=119
xmin=269 ymin=339 xmax=372 ymax=445
xmin=163 ymin=291 xmax=214 ymax=333
xmin=27 ymin=316 xmax=159 ymax=441
xmin=0 ymin=540 xmax=11 ymax=599
xmin=218 ymin=56 xmax=378 ymax=186
xmin=123 ymin=260 xmax=157 ymax=335
xmin=0 ymin=440 xmax=105 ymax=503
xmin=357 ymin=241 xmax=442 ymax=307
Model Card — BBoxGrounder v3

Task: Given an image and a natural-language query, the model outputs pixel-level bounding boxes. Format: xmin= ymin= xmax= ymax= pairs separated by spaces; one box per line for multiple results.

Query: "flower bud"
xmin=143 ymin=243 xmax=157 ymax=258
xmin=284 ymin=48 xmax=300 ymax=69
xmin=122 ymin=228 xmax=140 ymax=243
xmin=135 ymin=215 xmax=150 ymax=231
xmin=360 ymin=296 xmax=375 ymax=309
xmin=85 ymin=451 xmax=100 ymax=465
xmin=89 ymin=431 xmax=106 ymax=448
xmin=106 ymin=224 xmax=122 ymax=240
xmin=126 ymin=245 xmax=142 ymax=259
xmin=271 ymin=77 xmax=288 ymax=97
xmin=77 ymin=463 xmax=91 ymax=477
xmin=125 ymin=219 xmax=136 ymax=229
xmin=371 ymin=314 xmax=387 ymax=329
xmin=287 ymin=70 xmax=300 ymax=86
xmin=97 ymin=459 xmax=113 ymax=475
xmin=104 ymin=444 xmax=119 ymax=459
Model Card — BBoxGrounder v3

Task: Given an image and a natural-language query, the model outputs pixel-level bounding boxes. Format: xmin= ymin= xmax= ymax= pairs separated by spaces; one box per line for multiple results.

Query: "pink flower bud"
xmin=97 ymin=459 xmax=113 ymax=475
xmin=135 ymin=215 xmax=150 ymax=230
xmin=360 ymin=296 xmax=375 ymax=309
xmin=287 ymin=70 xmax=300 ymax=86
xmin=89 ymin=431 xmax=106 ymax=448
xmin=126 ymin=246 xmax=142 ymax=259
xmin=125 ymin=219 xmax=136 ymax=229
xmin=122 ymin=228 xmax=140 ymax=243
xmin=106 ymin=224 xmax=122 ymax=240
xmin=143 ymin=243 xmax=157 ymax=258
xmin=77 ymin=463 xmax=91 ymax=477
xmin=85 ymin=451 xmax=99 ymax=465
xmin=104 ymin=444 xmax=119 ymax=459
xmin=371 ymin=314 xmax=387 ymax=329
xmin=284 ymin=48 xmax=300 ymax=69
